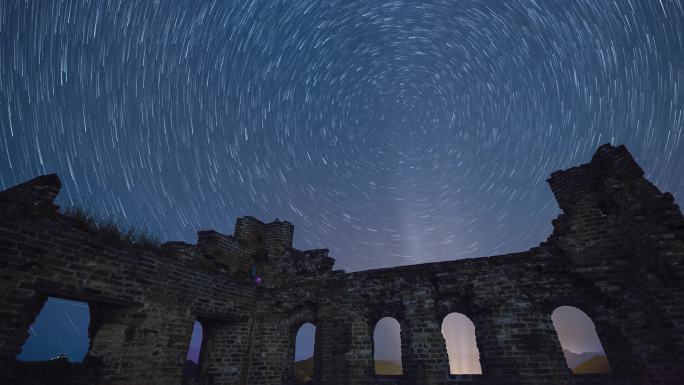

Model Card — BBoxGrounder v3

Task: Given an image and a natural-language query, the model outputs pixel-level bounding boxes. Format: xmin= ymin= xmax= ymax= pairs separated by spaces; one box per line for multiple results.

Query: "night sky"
xmin=4 ymin=0 xmax=683 ymax=367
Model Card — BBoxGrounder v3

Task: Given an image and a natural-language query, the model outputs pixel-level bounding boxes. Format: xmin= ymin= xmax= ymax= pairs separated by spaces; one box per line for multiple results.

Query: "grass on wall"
xmin=62 ymin=205 xmax=161 ymax=251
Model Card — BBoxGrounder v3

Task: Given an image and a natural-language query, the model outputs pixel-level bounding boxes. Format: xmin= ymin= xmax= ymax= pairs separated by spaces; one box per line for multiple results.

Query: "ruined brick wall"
xmin=0 ymin=176 xmax=262 ymax=385
xmin=0 ymin=144 xmax=682 ymax=385
xmin=543 ymin=144 xmax=684 ymax=384
xmin=197 ymin=230 xmax=253 ymax=273
xmin=246 ymin=144 xmax=683 ymax=385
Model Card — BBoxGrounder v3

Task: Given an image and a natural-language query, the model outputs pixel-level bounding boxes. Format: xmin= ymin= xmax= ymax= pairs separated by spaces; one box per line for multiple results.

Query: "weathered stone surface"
xmin=0 ymin=144 xmax=682 ymax=385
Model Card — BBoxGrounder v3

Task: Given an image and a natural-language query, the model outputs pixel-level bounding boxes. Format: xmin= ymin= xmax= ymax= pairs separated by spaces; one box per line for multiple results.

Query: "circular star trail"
xmin=1 ymin=0 xmax=683 ymax=271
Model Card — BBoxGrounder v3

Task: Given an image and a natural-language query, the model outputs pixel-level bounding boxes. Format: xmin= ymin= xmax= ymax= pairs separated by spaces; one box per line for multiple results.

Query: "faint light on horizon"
xmin=441 ymin=313 xmax=482 ymax=375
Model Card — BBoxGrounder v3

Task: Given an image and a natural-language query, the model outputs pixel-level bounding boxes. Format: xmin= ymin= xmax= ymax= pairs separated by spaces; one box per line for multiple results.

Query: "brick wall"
xmin=1 ymin=144 xmax=682 ymax=385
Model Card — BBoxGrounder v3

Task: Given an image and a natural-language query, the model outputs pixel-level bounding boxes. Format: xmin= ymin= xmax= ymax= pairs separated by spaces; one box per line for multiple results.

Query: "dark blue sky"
xmin=16 ymin=298 xmax=90 ymax=362
xmin=4 ymin=0 xmax=683 ymax=364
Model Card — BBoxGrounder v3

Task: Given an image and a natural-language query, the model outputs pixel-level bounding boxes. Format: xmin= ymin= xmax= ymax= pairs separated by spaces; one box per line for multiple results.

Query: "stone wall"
xmin=0 ymin=144 xmax=682 ymax=385
xmin=0 ymin=176 xmax=264 ymax=385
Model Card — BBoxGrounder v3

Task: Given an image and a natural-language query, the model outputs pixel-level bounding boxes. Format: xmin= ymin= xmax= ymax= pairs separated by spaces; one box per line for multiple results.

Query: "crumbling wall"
xmin=543 ymin=144 xmax=684 ymax=384
xmin=0 ymin=144 xmax=682 ymax=385
xmin=0 ymin=176 xmax=261 ymax=385
xmin=247 ymin=144 xmax=683 ymax=385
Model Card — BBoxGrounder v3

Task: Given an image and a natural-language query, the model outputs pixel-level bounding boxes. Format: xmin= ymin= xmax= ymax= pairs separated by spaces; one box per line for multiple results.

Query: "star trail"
xmin=1 ymin=0 xmax=682 ymax=273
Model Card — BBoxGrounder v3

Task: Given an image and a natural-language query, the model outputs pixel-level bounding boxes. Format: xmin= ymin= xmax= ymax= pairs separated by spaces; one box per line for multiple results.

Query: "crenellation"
xmin=197 ymin=229 xmax=253 ymax=273
xmin=234 ymin=216 xmax=267 ymax=243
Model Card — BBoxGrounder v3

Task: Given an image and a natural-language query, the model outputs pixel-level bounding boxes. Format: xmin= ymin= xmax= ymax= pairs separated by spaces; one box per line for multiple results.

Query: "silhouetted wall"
xmin=1 ymin=144 xmax=682 ymax=385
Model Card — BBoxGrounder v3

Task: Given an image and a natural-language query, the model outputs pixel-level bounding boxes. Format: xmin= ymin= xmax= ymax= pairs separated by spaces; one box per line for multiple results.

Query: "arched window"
xmin=551 ymin=306 xmax=611 ymax=374
xmin=441 ymin=312 xmax=482 ymax=375
xmin=294 ymin=322 xmax=316 ymax=383
xmin=17 ymin=297 xmax=90 ymax=362
xmin=373 ymin=317 xmax=403 ymax=375
xmin=183 ymin=321 xmax=204 ymax=379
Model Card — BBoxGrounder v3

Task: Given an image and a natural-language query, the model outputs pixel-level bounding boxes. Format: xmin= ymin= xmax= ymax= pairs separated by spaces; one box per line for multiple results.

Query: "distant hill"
xmin=573 ymin=355 xmax=611 ymax=374
xmin=182 ymin=360 xmax=198 ymax=379
xmin=4 ymin=358 xmax=98 ymax=385
xmin=375 ymin=360 xmax=402 ymax=375
xmin=562 ymin=349 xmax=604 ymax=369
xmin=294 ymin=357 xmax=314 ymax=383
xmin=294 ymin=357 xmax=403 ymax=380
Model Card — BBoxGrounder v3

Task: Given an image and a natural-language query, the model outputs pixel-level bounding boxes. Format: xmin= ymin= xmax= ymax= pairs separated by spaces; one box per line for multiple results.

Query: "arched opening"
xmin=183 ymin=320 xmax=204 ymax=380
xmin=373 ymin=317 xmax=403 ymax=375
xmin=17 ymin=297 xmax=90 ymax=362
xmin=294 ymin=322 xmax=316 ymax=384
xmin=441 ymin=312 xmax=482 ymax=375
xmin=552 ymin=306 xmax=611 ymax=374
